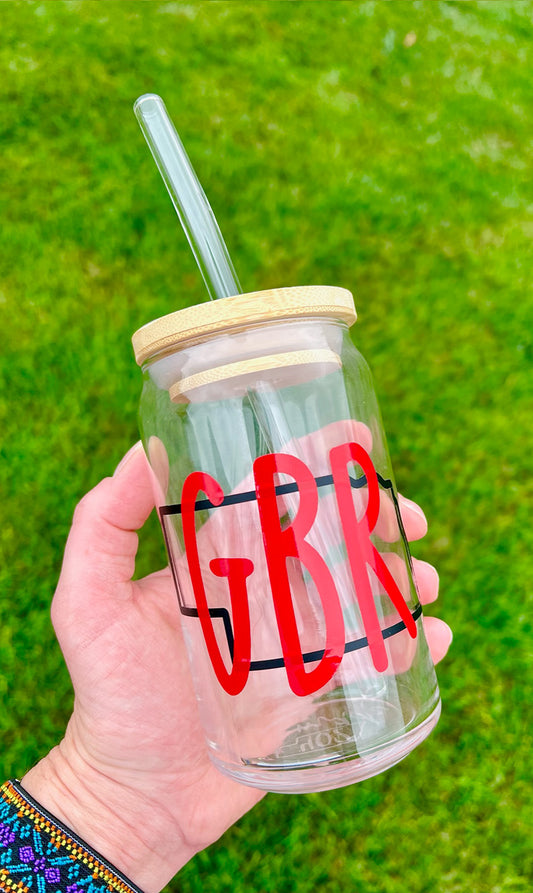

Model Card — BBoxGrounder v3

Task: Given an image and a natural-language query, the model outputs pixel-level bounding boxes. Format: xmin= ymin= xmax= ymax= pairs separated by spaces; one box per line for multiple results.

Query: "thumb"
xmin=54 ymin=443 xmax=155 ymax=613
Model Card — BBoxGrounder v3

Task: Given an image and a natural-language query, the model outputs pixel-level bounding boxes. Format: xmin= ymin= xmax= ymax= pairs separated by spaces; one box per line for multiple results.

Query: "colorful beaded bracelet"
xmin=0 ymin=781 xmax=143 ymax=893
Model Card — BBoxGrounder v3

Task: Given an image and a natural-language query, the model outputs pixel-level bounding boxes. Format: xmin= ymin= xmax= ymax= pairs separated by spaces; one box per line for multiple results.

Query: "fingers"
xmin=412 ymin=558 xmax=439 ymax=604
xmin=423 ymin=616 xmax=453 ymax=665
xmin=292 ymin=424 xmax=428 ymax=546
xmin=398 ymin=495 xmax=428 ymax=541
xmin=413 ymin=561 xmax=451 ymax=664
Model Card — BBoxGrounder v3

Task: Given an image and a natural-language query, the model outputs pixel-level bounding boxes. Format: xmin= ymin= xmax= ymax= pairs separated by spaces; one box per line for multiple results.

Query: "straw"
xmin=134 ymin=93 xmax=242 ymax=301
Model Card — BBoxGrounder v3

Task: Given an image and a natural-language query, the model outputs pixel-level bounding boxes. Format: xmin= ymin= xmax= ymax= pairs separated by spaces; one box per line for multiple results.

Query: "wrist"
xmin=22 ymin=735 xmax=196 ymax=893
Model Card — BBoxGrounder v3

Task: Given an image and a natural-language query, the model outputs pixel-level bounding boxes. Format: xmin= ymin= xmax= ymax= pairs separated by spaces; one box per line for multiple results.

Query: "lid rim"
xmin=132 ymin=285 xmax=356 ymax=366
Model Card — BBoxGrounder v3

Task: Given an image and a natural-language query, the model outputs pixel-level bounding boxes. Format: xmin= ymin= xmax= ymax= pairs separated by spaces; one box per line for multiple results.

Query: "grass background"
xmin=0 ymin=1 xmax=532 ymax=890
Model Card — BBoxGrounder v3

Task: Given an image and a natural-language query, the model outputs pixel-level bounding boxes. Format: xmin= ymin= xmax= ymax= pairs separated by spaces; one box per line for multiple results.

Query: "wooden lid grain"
xmin=132 ymin=285 xmax=356 ymax=366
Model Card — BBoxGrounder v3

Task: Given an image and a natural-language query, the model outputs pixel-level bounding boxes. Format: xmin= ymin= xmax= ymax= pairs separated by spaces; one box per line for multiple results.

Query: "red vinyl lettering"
xmin=182 ymin=472 xmax=253 ymax=695
xmin=329 ymin=443 xmax=417 ymax=672
xmin=253 ymin=453 xmax=345 ymax=697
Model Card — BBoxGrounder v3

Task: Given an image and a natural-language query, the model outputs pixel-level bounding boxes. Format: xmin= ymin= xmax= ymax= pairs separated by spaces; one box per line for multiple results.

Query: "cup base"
xmin=211 ymin=699 xmax=441 ymax=793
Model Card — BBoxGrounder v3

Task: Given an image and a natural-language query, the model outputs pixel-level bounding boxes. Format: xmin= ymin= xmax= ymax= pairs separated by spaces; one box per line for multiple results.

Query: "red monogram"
xmin=182 ymin=472 xmax=254 ymax=696
xmin=180 ymin=443 xmax=417 ymax=697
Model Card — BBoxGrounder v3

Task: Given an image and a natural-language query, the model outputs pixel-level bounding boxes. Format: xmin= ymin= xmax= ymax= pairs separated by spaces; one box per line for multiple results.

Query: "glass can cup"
xmin=132 ymin=286 xmax=440 ymax=793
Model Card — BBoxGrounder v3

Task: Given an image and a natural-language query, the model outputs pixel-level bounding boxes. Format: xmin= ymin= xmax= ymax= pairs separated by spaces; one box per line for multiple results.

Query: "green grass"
xmin=1 ymin=1 xmax=532 ymax=890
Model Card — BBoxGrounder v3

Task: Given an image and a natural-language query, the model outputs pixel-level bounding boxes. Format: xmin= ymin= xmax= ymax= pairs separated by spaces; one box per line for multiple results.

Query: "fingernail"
xmin=113 ymin=441 xmax=144 ymax=477
xmin=400 ymin=495 xmax=428 ymax=525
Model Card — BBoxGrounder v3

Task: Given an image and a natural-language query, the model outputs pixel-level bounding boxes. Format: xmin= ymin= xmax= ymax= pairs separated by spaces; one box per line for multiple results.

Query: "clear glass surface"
xmin=138 ymin=317 xmax=440 ymax=792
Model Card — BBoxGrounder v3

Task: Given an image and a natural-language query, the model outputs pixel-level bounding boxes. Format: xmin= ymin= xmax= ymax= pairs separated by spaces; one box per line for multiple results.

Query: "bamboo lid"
xmin=132 ymin=285 xmax=356 ymax=366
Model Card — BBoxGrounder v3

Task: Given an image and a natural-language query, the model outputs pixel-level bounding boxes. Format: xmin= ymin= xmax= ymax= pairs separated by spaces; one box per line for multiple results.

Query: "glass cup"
xmin=132 ymin=286 xmax=440 ymax=793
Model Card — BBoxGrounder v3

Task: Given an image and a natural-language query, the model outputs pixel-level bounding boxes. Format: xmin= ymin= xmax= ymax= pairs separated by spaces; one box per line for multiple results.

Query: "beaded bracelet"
xmin=0 ymin=781 xmax=143 ymax=893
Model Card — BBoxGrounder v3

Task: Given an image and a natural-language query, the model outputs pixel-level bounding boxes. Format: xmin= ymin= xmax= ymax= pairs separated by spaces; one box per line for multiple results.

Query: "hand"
xmin=23 ymin=440 xmax=452 ymax=893
xmin=23 ymin=443 xmax=265 ymax=893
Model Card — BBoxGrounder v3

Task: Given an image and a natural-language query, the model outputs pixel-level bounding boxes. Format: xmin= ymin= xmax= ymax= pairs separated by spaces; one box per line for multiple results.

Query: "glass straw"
xmin=134 ymin=93 xmax=242 ymax=301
